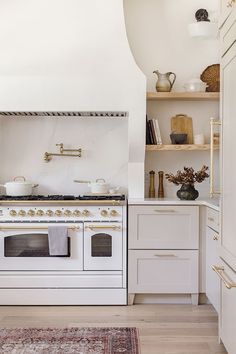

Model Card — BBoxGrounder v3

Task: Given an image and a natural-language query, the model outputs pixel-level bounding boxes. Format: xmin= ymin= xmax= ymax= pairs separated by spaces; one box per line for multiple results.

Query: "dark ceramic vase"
xmin=177 ymin=184 xmax=199 ymax=200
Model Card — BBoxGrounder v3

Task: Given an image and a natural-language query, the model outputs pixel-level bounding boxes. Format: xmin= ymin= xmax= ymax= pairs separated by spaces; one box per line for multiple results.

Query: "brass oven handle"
xmin=154 ymin=209 xmax=176 ymax=213
xmin=0 ymin=226 xmax=80 ymax=231
xmin=212 ymin=265 xmax=236 ymax=289
xmin=85 ymin=225 xmax=121 ymax=230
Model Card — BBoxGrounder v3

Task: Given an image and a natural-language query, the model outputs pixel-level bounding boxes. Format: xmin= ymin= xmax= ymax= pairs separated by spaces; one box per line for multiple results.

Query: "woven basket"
xmin=200 ymin=64 xmax=220 ymax=92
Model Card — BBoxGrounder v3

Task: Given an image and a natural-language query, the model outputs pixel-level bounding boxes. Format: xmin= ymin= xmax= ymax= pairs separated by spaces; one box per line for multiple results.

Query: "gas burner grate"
xmin=0 ymin=111 xmax=128 ymax=118
xmin=0 ymin=194 xmax=126 ymax=201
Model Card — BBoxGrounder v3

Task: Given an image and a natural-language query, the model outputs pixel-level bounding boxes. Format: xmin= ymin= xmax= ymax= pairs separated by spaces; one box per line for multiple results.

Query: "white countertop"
xmin=128 ymin=197 xmax=220 ymax=211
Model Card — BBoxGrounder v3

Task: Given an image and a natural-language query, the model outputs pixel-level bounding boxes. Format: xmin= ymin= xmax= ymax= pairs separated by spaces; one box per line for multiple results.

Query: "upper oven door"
xmin=84 ymin=222 xmax=123 ymax=271
xmin=0 ymin=223 xmax=83 ymax=270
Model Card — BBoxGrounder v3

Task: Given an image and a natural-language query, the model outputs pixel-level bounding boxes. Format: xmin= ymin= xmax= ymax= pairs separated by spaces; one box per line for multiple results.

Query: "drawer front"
xmin=206 ymin=208 xmax=219 ymax=233
xmin=217 ymin=260 xmax=236 ymax=354
xmin=128 ymin=250 xmax=198 ymax=294
xmin=129 ymin=206 xmax=199 ymax=249
xmin=221 ymin=7 xmax=236 ymax=56
xmin=206 ymin=227 xmax=220 ymax=313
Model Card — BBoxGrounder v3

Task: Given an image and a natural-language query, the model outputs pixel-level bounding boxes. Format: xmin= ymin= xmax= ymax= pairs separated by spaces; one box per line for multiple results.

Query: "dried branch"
xmin=165 ymin=166 xmax=209 ymax=186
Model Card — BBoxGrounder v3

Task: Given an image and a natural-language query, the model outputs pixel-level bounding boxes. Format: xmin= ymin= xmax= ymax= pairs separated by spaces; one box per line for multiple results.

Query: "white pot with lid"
xmin=74 ymin=178 xmax=110 ymax=194
xmin=0 ymin=176 xmax=39 ymax=196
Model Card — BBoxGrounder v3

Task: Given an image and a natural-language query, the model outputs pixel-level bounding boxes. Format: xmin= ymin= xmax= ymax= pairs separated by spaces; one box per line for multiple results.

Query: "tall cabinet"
xmin=217 ymin=4 xmax=236 ymax=354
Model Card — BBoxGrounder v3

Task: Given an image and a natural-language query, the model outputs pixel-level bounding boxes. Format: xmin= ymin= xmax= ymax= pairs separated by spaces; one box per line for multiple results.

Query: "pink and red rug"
xmin=0 ymin=327 xmax=140 ymax=353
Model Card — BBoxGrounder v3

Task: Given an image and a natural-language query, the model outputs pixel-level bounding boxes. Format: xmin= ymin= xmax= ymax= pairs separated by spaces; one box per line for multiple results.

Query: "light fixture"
xmin=188 ymin=9 xmax=218 ymax=39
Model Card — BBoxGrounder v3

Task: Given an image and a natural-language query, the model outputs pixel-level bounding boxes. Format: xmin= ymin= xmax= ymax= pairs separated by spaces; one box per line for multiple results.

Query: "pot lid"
xmin=6 ymin=176 xmax=34 ymax=185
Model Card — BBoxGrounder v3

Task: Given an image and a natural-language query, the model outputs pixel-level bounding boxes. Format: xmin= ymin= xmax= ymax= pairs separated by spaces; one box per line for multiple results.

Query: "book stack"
xmin=146 ymin=117 xmax=162 ymax=145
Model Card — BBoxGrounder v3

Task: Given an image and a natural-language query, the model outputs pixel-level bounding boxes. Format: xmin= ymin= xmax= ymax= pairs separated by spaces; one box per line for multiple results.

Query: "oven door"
xmin=0 ymin=223 xmax=83 ymax=270
xmin=84 ymin=222 xmax=123 ymax=270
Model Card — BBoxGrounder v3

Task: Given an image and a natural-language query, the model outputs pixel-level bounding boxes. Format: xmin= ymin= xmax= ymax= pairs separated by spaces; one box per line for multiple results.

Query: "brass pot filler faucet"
xmin=44 ymin=143 xmax=82 ymax=162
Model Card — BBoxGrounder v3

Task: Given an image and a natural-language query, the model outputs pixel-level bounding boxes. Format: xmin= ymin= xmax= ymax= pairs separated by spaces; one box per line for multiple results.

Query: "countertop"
xmin=128 ymin=197 xmax=220 ymax=211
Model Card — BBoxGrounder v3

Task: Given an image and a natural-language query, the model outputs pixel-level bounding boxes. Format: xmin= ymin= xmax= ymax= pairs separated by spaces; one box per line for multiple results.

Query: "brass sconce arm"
xmin=44 ymin=143 xmax=82 ymax=162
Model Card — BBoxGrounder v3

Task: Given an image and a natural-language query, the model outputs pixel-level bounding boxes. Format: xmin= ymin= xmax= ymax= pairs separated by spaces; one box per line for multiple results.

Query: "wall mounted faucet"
xmin=44 ymin=143 xmax=82 ymax=162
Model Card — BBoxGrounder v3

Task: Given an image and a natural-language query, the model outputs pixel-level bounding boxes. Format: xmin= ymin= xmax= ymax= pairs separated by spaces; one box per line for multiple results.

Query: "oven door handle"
xmin=85 ymin=225 xmax=121 ymax=231
xmin=0 ymin=226 xmax=80 ymax=231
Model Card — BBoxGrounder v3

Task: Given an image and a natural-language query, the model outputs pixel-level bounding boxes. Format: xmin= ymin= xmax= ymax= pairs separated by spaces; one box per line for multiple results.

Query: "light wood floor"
xmin=0 ymin=304 xmax=227 ymax=354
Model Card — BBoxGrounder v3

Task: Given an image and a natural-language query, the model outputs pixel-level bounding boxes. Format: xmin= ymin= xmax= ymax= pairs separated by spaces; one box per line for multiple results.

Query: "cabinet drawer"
xmin=207 ymin=208 xmax=219 ymax=233
xmin=221 ymin=7 xmax=236 ymax=56
xmin=217 ymin=260 xmax=236 ymax=354
xmin=128 ymin=206 xmax=199 ymax=249
xmin=128 ymin=250 xmax=198 ymax=294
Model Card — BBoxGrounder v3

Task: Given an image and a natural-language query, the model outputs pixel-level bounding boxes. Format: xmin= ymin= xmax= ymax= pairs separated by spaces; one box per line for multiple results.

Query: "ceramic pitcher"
xmin=153 ymin=70 xmax=176 ymax=92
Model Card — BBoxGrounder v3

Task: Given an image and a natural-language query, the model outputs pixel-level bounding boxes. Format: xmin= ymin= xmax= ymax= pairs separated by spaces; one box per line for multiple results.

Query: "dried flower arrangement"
xmin=165 ymin=166 xmax=209 ymax=186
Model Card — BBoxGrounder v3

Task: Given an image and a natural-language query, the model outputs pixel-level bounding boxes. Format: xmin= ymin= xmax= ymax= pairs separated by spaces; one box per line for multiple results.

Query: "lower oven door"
xmin=0 ymin=223 xmax=83 ymax=270
xmin=84 ymin=222 xmax=123 ymax=270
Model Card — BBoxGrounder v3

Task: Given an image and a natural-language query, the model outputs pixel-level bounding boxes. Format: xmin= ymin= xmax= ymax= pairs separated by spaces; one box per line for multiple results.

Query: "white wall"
xmin=124 ymin=0 xmax=220 ymax=198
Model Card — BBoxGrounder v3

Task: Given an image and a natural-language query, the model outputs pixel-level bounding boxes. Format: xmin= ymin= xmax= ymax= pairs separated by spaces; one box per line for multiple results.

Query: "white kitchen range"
xmin=0 ymin=195 xmax=127 ymax=305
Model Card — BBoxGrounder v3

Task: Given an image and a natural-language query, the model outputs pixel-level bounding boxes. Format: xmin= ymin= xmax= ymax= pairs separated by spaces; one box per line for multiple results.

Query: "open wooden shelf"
xmin=147 ymin=92 xmax=220 ymax=101
xmin=146 ymin=144 xmax=219 ymax=151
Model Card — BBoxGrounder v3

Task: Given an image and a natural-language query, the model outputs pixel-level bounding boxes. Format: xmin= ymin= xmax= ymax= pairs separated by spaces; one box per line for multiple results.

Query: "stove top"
xmin=0 ymin=194 xmax=126 ymax=201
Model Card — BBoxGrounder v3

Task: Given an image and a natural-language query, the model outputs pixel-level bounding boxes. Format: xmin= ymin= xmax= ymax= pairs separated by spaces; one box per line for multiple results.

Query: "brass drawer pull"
xmin=0 ymin=226 xmax=80 ymax=231
xmin=154 ymin=209 xmax=176 ymax=213
xmin=154 ymin=254 xmax=178 ymax=258
xmin=212 ymin=265 xmax=236 ymax=289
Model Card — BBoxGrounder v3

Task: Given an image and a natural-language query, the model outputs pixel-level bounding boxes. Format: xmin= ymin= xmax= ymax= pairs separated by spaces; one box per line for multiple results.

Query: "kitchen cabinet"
xmin=214 ymin=260 xmax=236 ymax=354
xmin=205 ymin=208 xmax=220 ymax=313
xmin=221 ymin=35 xmax=236 ymax=271
xmin=220 ymin=0 xmax=235 ymax=27
xmin=128 ymin=205 xmax=199 ymax=305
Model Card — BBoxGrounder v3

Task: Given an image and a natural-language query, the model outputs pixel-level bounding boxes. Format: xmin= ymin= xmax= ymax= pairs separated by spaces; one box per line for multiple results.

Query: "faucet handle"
xmin=56 ymin=143 xmax=63 ymax=148
xmin=56 ymin=143 xmax=64 ymax=153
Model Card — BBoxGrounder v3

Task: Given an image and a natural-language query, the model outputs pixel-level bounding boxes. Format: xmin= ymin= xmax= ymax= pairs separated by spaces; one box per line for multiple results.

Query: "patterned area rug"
xmin=0 ymin=327 xmax=140 ymax=353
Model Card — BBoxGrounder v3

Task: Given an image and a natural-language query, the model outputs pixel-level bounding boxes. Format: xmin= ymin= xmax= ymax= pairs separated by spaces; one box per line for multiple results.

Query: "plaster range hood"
xmin=0 ymin=0 xmax=146 ymax=198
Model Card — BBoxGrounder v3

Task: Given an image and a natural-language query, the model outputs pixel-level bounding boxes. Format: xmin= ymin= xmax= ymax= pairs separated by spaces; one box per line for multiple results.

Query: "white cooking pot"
xmin=0 ymin=176 xmax=39 ymax=196
xmin=74 ymin=178 xmax=110 ymax=194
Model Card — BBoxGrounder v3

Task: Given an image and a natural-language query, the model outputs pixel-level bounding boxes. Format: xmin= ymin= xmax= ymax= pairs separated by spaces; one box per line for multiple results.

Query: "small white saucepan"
xmin=0 ymin=176 xmax=39 ymax=196
xmin=74 ymin=178 xmax=110 ymax=194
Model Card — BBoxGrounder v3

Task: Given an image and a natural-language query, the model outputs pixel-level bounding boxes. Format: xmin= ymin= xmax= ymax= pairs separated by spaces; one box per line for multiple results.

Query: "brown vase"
xmin=158 ymin=171 xmax=164 ymax=198
xmin=149 ymin=170 xmax=155 ymax=198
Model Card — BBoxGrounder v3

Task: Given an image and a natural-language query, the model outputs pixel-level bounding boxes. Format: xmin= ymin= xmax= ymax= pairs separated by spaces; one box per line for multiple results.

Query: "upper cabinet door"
xmin=128 ymin=206 xmax=199 ymax=249
xmin=220 ymin=0 xmax=235 ymax=27
xmin=221 ymin=41 xmax=236 ymax=270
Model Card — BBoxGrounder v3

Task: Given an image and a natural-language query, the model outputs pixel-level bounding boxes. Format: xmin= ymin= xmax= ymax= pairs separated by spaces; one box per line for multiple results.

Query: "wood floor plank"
xmin=0 ymin=304 xmax=227 ymax=354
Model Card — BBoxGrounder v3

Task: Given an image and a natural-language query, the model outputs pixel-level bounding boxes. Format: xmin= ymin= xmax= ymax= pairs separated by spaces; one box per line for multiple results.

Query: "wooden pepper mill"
xmin=158 ymin=171 xmax=164 ymax=198
xmin=149 ymin=170 xmax=155 ymax=198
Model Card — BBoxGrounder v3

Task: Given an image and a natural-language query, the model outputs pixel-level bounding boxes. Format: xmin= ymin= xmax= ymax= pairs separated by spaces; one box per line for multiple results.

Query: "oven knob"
xmin=27 ymin=209 xmax=35 ymax=217
xmin=101 ymin=210 xmax=108 ymax=217
xmin=55 ymin=209 xmax=62 ymax=216
xmin=73 ymin=210 xmax=81 ymax=217
xmin=110 ymin=210 xmax=118 ymax=217
xmin=46 ymin=210 xmax=54 ymax=217
xmin=64 ymin=209 xmax=72 ymax=217
xmin=18 ymin=209 xmax=26 ymax=216
xmin=36 ymin=209 xmax=44 ymax=216
xmin=9 ymin=209 xmax=17 ymax=216
xmin=82 ymin=209 xmax=90 ymax=217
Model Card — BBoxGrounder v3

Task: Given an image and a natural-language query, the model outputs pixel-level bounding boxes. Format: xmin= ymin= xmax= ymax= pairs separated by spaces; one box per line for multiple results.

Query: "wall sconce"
xmin=188 ymin=9 xmax=218 ymax=39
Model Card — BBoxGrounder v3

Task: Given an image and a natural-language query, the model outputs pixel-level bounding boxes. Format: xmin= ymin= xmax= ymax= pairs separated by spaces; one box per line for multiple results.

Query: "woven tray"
xmin=200 ymin=64 xmax=220 ymax=92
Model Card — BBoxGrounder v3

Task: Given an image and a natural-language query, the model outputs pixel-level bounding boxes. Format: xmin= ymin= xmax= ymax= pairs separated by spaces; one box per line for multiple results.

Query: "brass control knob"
xmin=55 ymin=209 xmax=62 ymax=216
xmin=82 ymin=209 xmax=90 ymax=217
xmin=18 ymin=209 xmax=26 ymax=216
xmin=46 ymin=210 xmax=54 ymax=217
xmin=36 ymin=209 xmax=44 ymax=216
xmin=110 ymin=210 xmax=118 ymax=217
xmin=64 ymin=209 xmax=72 ymax=217
xmin=9 ymin=210 xmax=17 ymax=217
xmin=27 ymin=209 xmax=35 ymax=217
xmin=73 ymin=210 xmax=81 ymax=217
xmin=101 ymin=210 xmax=108 ymax=217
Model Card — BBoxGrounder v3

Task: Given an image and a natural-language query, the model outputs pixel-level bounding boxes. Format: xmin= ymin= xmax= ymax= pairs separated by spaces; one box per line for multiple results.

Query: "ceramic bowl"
xmin=170 ymin=133 xmax=187 ymax=144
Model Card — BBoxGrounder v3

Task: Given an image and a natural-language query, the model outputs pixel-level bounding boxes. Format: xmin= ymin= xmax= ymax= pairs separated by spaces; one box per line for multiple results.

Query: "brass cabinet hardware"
xmin=154 ymin=254 xmax=178 ymax=257
xmin=154 ymin=209 xmax=176 ymax=213
xmin=227 ymin=0 xmax=235 ymax=7
xmin=212 ymin=265 xmax=236 ymax=289
xmin=44 ymin=143 xmax=82 ymax=162
xmin=208 ymin=217 xmax=215 ymax=222
xmin=213 ymin=235 xmax=219 ymax=241
xmin=85 ymin=225 xmax=121 ymax=230
xmin=0 ymin=226 xmax=80 ymax=231
xmin=210 ymin=118 xmax=221 ymax=198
